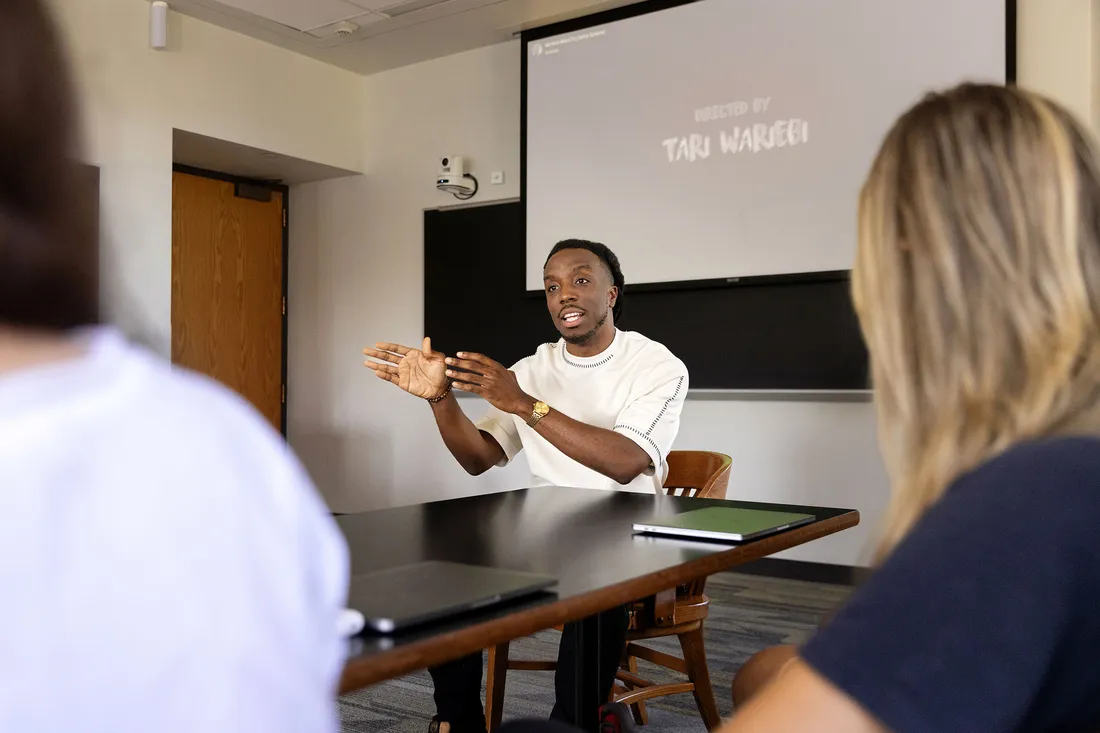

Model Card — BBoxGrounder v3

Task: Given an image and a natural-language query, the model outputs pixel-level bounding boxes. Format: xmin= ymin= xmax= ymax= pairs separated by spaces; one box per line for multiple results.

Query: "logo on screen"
xmin=531 ymin=42 xmax=543 ymax=56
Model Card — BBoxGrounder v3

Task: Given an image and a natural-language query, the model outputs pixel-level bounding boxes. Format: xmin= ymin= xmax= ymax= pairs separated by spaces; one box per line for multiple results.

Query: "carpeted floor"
xmin=340 ymin=571 xmax=853 ymax=733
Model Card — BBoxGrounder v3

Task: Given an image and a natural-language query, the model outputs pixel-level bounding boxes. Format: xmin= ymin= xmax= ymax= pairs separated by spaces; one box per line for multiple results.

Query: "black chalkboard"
xmin=424 ymin=201 xmax=868 ymax=390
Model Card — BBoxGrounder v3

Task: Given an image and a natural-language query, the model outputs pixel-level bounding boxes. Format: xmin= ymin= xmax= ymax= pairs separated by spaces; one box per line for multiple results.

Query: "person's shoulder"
xmin=116 ymin=340 xmax=295 ymax=466
xmin=517 ymin=340 xmax=564 ymax=371
xmin=920 ymin=436 xmax=1100 ymax=560
xmin=134 ymin=352 xmax=265 ymax=423
xmin=800 ymin=436 xmax=1100 ymax=733
xmin=87 ymin=334 xmax=345 ymax=585
xmin=127 ymin=349 xmax=342 ymax=525
xmin=954 ymin=436 xmax=1100 ymax=506
xmin=619 ymin=331 xmax=688 ymax=377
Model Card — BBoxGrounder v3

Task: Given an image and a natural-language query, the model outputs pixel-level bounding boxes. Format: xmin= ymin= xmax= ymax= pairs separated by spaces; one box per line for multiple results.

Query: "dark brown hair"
xmin=0 ymin=0 xmax=98 ymax=331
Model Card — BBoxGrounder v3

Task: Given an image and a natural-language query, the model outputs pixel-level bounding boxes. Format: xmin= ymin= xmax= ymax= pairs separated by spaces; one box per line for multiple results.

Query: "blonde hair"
xmin=854 ymin=83 xmax=1100 ymax=559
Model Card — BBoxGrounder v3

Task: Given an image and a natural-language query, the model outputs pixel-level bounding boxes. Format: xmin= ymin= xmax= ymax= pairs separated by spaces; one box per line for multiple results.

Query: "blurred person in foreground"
xmin=0 ymin=1 xmax=349 ymax=731
xmin=505 ymin=82 xmax=1100 ymax=733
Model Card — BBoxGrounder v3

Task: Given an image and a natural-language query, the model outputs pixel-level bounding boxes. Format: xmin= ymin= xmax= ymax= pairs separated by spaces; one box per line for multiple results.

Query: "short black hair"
xmin=544 ymin=239 xmax=625 ymax=323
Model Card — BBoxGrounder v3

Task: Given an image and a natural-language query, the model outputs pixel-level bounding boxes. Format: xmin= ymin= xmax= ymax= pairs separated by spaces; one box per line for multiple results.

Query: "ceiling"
xmin=158 ymin=0 xmax=645 ymax=75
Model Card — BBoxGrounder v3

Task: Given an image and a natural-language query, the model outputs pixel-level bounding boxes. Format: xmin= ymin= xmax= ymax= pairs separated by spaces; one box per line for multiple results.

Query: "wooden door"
xmin=171 ymin=170 xmax=285 ymax=432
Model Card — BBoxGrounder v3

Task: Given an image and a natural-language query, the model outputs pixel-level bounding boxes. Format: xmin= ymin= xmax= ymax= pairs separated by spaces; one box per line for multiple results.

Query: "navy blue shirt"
xmin=801 ymin=437 xmax=1100 ymax=733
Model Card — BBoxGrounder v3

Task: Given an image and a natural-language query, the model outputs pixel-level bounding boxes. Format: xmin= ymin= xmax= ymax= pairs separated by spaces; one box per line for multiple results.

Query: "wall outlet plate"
xmin=490 ymin=171 xmax=505 ymax=185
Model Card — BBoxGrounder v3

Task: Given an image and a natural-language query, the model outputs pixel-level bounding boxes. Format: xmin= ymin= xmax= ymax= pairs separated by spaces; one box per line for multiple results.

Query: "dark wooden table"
xmin=338 ymin=486 xmax=858 ymax=695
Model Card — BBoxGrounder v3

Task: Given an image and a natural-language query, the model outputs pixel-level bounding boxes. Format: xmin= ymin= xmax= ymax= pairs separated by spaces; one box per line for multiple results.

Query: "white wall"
xmin=50 ymin=0 xmax=365 ymax=355
xmin=289 ymin=0 xmax=1100 ymax=567
xmin=1017 ymin=0 xmax=1100 ymax=129
xmin=289 ymin=42 xmax=532 ymax=519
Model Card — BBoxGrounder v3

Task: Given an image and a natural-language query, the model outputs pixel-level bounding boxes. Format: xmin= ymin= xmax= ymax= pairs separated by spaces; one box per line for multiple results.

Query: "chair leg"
xmin=485 ymin=642 xmax=509 ymax=733
xmin=626 ymin=655 xmax=649 ymax=726
xmin=679 ymin=626 xmax=720 ymax=731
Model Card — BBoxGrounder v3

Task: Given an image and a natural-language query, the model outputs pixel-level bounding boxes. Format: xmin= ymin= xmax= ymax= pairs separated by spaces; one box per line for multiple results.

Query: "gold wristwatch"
xmin=526 ymin=400 xmax=550 ymax=427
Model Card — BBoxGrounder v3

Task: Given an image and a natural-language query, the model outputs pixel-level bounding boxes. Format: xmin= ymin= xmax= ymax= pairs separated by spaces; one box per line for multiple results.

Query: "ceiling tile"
xmin=164 ymin=0 xmax=647 ymax=74
xmin=305 ymin=11 xmax=387 ymax=37
xmin=214 ymin=0 xmax=373 ymax=31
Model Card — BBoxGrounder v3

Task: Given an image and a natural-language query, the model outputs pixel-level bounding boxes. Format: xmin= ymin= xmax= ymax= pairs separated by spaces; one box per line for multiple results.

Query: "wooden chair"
xmin=485 ymin=450 xmax=733 ymax=732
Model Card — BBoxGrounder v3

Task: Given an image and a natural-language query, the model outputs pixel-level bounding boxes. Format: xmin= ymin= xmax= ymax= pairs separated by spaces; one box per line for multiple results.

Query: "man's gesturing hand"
xmin=446 ymin=352 xmax=532 ymax=416
xmin=363 ymin=337 xmax=449 ymax=400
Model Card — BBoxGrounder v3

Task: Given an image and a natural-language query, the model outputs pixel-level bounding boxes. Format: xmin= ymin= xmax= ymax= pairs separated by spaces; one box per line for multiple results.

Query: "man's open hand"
xmin=445 ymin=352 xmax=532 ymax=416
xmin=363 ymin=338 xmax=449 ymax=400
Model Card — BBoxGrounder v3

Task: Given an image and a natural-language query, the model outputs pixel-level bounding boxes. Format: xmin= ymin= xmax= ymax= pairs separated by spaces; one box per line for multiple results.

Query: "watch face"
xmin=535 ymin=401 xmax=550 ymax=416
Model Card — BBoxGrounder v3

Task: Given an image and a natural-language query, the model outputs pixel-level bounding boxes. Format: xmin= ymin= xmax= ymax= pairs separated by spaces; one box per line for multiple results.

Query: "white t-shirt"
xmin=0 ymin=327 xmax=348 ymax=733
xmin=476 ymin=329 xmax=689 ymax=493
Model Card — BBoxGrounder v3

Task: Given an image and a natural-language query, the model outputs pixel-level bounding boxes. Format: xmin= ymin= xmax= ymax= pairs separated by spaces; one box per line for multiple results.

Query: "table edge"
xmin=339 ymin=508 xmax=859 ymax=692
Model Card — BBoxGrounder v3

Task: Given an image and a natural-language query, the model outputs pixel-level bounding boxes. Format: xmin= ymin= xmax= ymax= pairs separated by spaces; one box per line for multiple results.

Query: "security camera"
xmin=437 ymin=174 xmax=477 ymax=198
xmin=437 ymin=155 xmax=478 ymax=199
xmin=440 ymin=156 xmax=465 ymax=177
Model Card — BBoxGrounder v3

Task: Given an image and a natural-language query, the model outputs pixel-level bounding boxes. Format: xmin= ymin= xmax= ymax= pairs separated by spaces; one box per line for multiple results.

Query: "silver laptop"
xmin=347 ymin=560 xmax=557 ymax=633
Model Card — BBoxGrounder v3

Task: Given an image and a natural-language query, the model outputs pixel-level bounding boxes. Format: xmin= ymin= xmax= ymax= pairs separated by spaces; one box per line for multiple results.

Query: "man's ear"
xmin=609 ymin=286 xmax=619 ymax=308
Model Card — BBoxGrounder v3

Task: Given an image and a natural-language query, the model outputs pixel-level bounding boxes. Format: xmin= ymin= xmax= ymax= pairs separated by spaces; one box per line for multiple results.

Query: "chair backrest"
xmin=662 ymin=451 xmax=732 ymax=499
xmin=659 ymin=451 xmax=733 ymax=603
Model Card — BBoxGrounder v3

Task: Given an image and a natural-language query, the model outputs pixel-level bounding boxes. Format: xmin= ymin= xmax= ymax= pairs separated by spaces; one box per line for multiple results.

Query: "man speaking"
xmin=363 ymin=239 xmax=689 ymax=733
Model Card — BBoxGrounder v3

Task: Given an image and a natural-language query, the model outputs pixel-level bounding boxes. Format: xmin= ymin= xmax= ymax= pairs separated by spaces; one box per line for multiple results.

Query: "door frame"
xmin=172 ymin=163 xmax=290 ymax=438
